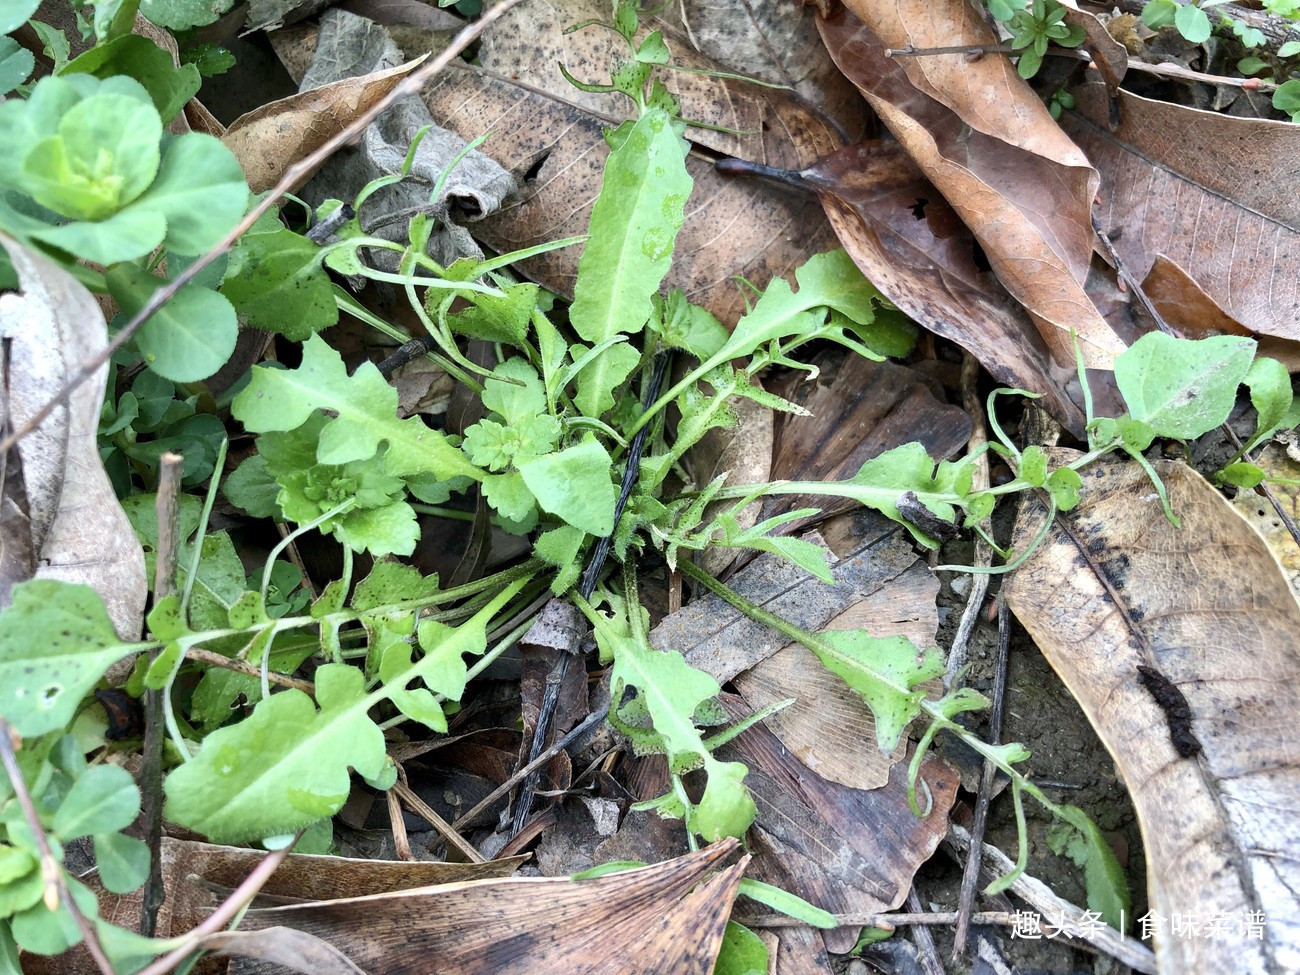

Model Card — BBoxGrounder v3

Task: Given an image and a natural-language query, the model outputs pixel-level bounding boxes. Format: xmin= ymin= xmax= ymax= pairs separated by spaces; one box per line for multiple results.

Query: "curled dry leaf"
xmin=1063 ymin=83 xmax=1300 ymax=342
xmin=198 ymin=927 xmax=367 ymax=975
xmin=221 ymin=55 xmax=425 ymax=193
xmin=0 ymin=235 xmax=145 ymax=640
xmin=816 ymin=3 xmax=1125 ymax=369
xmin=422 ymin=63 xmax=843 ymax=324
xmin=723 ymin=704 xmax=957 ymax=955
xmin=1004 ymin=456 xmax=1300 ymax=973
xmin=234 ymin=841 xmax=746 ymax=974
xmin=796 ymin=145 xmax=1085 ymax=430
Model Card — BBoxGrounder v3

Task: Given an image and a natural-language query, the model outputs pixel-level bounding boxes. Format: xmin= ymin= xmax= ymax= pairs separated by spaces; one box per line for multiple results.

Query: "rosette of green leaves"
xmin=464 ymin=357 xmax=618 ymax=537
xmin=0 ymin=74 xmax=248 ymax=380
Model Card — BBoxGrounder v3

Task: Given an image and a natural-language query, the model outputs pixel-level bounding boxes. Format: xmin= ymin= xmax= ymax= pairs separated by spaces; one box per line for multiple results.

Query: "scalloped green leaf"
xmin=164 ymin=663 xmax=386 ymax=842
xmin=233 ymin=334 xmax=482 ymax=483
xmin=518 ymin=436 xmax=616 ymax=536
xmin=809 ymin=631 xmax=943 ymax=752
xmin=221 ymin=227 xmax=337 ymax=339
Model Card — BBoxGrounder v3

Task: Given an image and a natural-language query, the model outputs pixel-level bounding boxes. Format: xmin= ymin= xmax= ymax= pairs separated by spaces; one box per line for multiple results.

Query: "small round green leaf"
xmin=0 ymin=0 xmax=40 ymax=33
xmin=30 ymin=206 xmax=166 ymax=264
xmin=1274 ymin=80 xmax=1300 ymax=120
xmin=108 ymin=263 xmax=237 ymax=382
xmin=59 ymin=34 xmax=200 ymax=121
xmin=220 ymin=227 xmax=336 ymax=339
xmin=1174 ymin=3 xmax=1211 ymax=42
xmin=141 ymin=132 xmax=248 ymax=255
xmin=1219 ymin=462 xmax=1266 ymax=489
xmin=93 ymin=832 xmax=150 ymax=893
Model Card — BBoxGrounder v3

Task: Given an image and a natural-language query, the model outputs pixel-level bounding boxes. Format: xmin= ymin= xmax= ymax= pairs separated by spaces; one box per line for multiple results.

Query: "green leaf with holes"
xmin=0 ymin=581 xmax=146 ymax=737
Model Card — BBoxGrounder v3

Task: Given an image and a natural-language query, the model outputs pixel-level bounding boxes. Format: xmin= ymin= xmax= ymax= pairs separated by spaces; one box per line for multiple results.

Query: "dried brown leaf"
xmin=803 ymin=143 xmax=1085 ymax=428
xmin=200 ymin=927 xmax=367 ymax=975
xmin=720 ymin=695 xmax=957 ymax=955
xmin=33 ymin=837 xmax=525 ymax=975
xmin=1004 ymin=457 xmax=1300 ymax=973
xmin=817 ymin=5 xmax=1124 ymax=369
xmin=734 ymin=560 xmax=938 ymax=789
xmin=1064 ymin=83 xmax=1300 ymax=341
xmin=231 ymin=841 xmax=745 ymax=974
xmin=222 ymin=56 xmax=424 ymax=193
xmin=0 ymin=235 xmax=145 ymax=639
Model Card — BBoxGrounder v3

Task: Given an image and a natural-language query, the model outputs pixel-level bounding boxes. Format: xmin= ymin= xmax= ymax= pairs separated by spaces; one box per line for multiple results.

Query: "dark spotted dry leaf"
xmin=1004 ymin=456 xmax=1300 ymax=973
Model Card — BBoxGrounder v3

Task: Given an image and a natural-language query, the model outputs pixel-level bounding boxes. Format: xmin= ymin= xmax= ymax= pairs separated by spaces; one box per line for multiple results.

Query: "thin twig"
xmin=888 ymin=43 xmax=1281 ymax=91
xmin=1091 ymin=214 xmax=1176 ymax=336
xmin=183 ymin=646 xmax=317 ymax=694
xmin=133 ymin=835 xmax=299 ymax=975
xmin=0 ymin=719 xmax=114 ymax=974
xmin=140 ymin=453 xmax=183 ymax=938
xmin=946 ymin=352 xmax=992 ymax=689
xmin=392 ymin=778 xmax=486 ymax=863
xmin=953 ymin=596 xmax=1013 ymax=958
xmin=387 ymin=774 xmax=413 ymax=861
xmin=454 ymin=707 xmax=607 ymax=835
xmin=0 ymin=0 xmax=530 ymax=458
xmin=907 ymin=886 xmax=945 ymax=975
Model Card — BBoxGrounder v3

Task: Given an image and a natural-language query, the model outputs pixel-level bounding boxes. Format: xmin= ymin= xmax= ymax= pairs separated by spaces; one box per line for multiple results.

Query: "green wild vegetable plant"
xmin=3 ymin=0 xmax=1298 ymax=969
